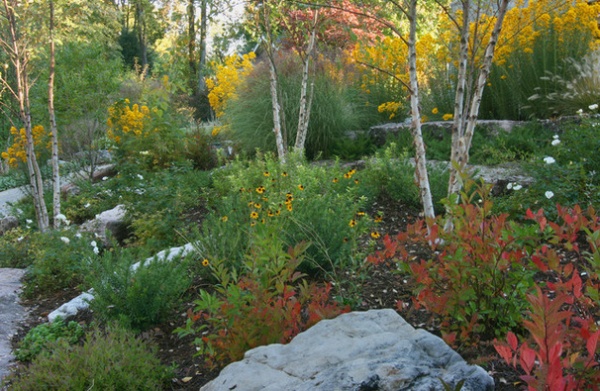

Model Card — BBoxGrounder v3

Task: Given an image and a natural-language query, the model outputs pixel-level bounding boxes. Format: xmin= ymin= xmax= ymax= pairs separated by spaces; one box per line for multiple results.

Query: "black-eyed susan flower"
xmin=220 ymin=216 xmax=228 ymax=222
xmin=370 ymin=231 xmax=381 ymax=239
xmin=374 ymin=215 xmax=383 ymax=223
xmin=248 ymin=201 xmax=254 ymax=207
xmin=287 ymin=204 xmax=293 ymax=211
xmin=254 ymin=202 xmax=261 ymax=209
xmin=281 ymin=171 xmax=288 ymax=177
xmin=267 ymin=210 xmax=275 ymax=217
xmin=354 ymin=179 xmax=359 ymax=185
xmin=250 ymin=211 xmax=259 ymax=219
xmin=298 ymin=184 xmax=305 ymax=191
xmin=349 ymin=219 xmax=357 ymax=227
xmin=202 ymin=258 xmax=209 ymax=267
xmin=275 ymin=210 xmax=281 ymax=216
xmin=239 ymin=187 xmax=245 ymax=193
xmin=250 ymin=221 xmax=257 ymax=227
xmin=332 ymin=177 xmax=339 ymax=183
xmin=263 ymin=171 xmax=270 ymax=177
xmin=343 ymin=172 xmax=351 ymax=179
xmin=343 ymin=237 xmax=349 ymax=243
xmin=356 ymin=211 xmax=365 ymax=217
xmin=256 ymin=186 xmax=265 ymax=194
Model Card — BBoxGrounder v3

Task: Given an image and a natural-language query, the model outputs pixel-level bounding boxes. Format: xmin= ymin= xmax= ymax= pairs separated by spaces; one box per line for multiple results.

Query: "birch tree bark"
xmin=294 ymin=9 xmax=319 ymax=154
xmin=1 ymin=0 xmax=49 ymax=231
xmin=261 ymin=0 xmax=286 ymax=163
xmin=48 ymin=0 xmax=61 ymax=228
xmin=407 ymin=0 xmax=435 ymax=222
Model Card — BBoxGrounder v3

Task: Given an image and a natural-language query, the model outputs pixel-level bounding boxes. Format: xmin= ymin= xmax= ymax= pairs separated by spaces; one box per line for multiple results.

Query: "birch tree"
xmin=292 ymin=8 xmax=319 ymax=154
xmin=48 ymin=0 xmax=61 ymax=228
xmin=1 ymin=0 xmax=49 ymax=231
xmin=257 ymin=0 xmax=287 ymax=162
xmin=443 ymin=0 xmax=510 ymax=230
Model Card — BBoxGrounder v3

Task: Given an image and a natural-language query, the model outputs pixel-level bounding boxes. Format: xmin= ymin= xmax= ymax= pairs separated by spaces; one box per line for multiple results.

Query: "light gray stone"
xmin=201 ymin=309 xmax=494 ymax=391
xmin=79 ymin=204 xmax=127 ymax=245
xmin=0 ymin=268 xmax=27 ymax=381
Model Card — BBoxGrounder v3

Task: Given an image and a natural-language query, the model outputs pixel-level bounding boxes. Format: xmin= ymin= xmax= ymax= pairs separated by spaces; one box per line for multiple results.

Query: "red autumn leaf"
xmin=494 ymin=342 xmax=514 ymax=366
xmin=586 ymin=330 xmax=599 ymax=357
xmin=519 ymin=345 xmax=537 ymax=375
xmin=507 ymin=331 xmax=519 ymax=351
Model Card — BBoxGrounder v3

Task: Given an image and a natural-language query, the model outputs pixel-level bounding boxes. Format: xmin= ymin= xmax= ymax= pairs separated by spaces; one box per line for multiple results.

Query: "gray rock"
xmin=0 ymin=216 xmax=18 ymax=236
xmin=0 ymin=268 xmax=27 ymax=381
xmin=201 ymin=309 xmax=494 ymax=391
xmin=79 ymin=204 xmax=128 ymax=245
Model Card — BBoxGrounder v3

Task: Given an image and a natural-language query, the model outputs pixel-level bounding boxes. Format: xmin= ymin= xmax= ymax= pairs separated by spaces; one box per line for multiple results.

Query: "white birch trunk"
xmin=447 ymin=0 xmax=510 ymax=197
xmin=294 ymin=9 xmax=319 ymax=153
xmin=3 ymin=0 xmax=49 ymax=231
xmin=268 ymin=56 xmax=286 ymax=163
xmin=49 ymin=0 xmax=61 ymax=228
xmin=408 ymin=0 xmax=435 ymax=222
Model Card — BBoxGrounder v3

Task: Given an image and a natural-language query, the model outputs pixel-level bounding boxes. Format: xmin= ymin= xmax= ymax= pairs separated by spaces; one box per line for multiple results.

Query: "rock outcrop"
xmin=79 ymin=204 xmax=128 ymax=245
xmin=201 ymin=309 xmax=494 ymax=391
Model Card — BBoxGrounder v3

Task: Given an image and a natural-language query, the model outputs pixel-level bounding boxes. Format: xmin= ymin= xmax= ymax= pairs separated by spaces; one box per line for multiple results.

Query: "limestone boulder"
xmin=201 ymin=309 xmax=494 ymax=391
xmin=79 ymin=204 xmax=128 ymax=245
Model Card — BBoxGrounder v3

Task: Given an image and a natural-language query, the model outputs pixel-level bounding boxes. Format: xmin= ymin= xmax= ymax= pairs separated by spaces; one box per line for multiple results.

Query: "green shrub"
xmin=4 ymin=323 xmax=172 ymax=391
xmin=0 ymin=227 xmax=32 ymax=268
xmin=359 ymin=143 xmax=449 ymax=214
xmin=196 ymin=152 xmax=372 ymax=274
xmin=88 ymin=247 xmax=192 ymax=331
xmin=15 ymin=318 xmax=84 ymax=362
xmin=22 ymin=229 xmax=99 ymax=298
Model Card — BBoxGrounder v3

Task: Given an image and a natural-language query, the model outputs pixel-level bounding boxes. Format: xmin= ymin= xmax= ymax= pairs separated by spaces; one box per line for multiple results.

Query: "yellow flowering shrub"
xmin=107 ymin=99 xmax=153 ymax=143
xmin=1 ymin=125 xmax=50 ymax=168
xmin=206 ymin=52 xmax=256 ymax=120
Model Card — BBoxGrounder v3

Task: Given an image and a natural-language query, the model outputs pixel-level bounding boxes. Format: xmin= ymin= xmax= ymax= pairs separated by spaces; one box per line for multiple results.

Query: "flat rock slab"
xmin=0 ymin=268 xmax=27 ymax=381
xmin=202 ymin=309 xmax=494 ymax=391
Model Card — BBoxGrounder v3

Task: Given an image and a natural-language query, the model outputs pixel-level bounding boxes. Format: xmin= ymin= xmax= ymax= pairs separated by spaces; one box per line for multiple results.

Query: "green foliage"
xmin=15 ymin=318 xmax=84 ymax=362
xmin=21 ymin=229 xmax=99 ymax=298
xmin=330 ymin=132 xmax=377 ymax=161
xmin=196 ymin=152 xmax=371 ymax=274
xmin=358 ymin=143 xmax=449 ymax=214
xmin=183 ymin=127 xmax=219 ymax=170
xmin=493 ymin=120 xmax=600 ymax=220
xmin=0 ymin=227 xmax=31 ymax=268
xmin=176 ymin=239 xmax=348 ymax=368
xmin=4 ymin=323 xmax=172 ymax=391
xmin=87 ymin=247 xmax=192 ymax=331
xmin=225 ymin=53 xmax=376 ymax=160
xmin=0 ymin=170 xmax=27 ymax=192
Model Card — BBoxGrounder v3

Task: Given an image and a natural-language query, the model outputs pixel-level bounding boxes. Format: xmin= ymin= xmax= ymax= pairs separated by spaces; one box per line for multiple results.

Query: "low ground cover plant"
xmin=4 ymin=324 xmax=173 ymax=391
xmin=15 ymin=318 xmax=84 ymax=362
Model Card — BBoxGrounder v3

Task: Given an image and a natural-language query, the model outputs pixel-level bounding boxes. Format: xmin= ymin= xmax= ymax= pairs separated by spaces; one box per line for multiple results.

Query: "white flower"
xmin=75 ymin=232 xmax=82 ymax=238
xmin=17 ymin=236 xmax=24 ymax=242
xmin=26 ymin=219 xmax=33 ymax=224
xmin=102 ymin=176 xmax=108 ymax=181
xmin=545 ymin=191 xmax=555 ymax=199
xmin=551 ymin=139 xmax=561 ymax=146
xmin=60 ymin=237 xmax=70 ymax=244
xmin=90 ymin=240 xmax=97 ymax=247
xmin=506 ymin=182 xmax=513 ymax=190
xmin=513 ymin=184 xmax=523 ymax=191
xmin=577 ymin=108 xmax=584 ymax=115
xmin=136 ymin=174 xmax=144 ymax=180
xmin=543 ymin=156 xmax=556 ymax=164
xmin=93 ymin=246 xmax=100 ymax=255
xmin=589 ymin=104 xmax=599 ymax=111
xmin=553 ymin=134 xmax=559 ymax=139
xmin=55 ymin=214 xmax=70 ymax=226
xmin=84 ymin=202 xmax=91 ymax=208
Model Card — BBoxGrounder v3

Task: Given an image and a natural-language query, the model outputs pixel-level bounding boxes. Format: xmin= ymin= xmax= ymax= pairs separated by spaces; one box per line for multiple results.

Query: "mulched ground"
xmin=9 ymin=195 xmax=531 ymax=390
